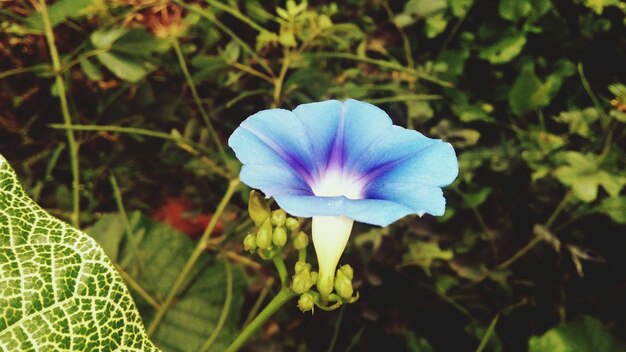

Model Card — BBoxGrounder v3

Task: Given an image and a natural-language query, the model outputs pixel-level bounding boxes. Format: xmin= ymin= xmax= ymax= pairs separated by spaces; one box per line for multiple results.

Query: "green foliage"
xmin=529 ymin=316 xmax=626 ymax=352
xmin=554 ymin=152 xmax=626 ymax=202
xmin=87 ymin=213 xmax=245 ymax=351
xmin=0 ymin=155 xmax=157 ymax=351
xmin=25 ymin=0 xmax=93 ymax=30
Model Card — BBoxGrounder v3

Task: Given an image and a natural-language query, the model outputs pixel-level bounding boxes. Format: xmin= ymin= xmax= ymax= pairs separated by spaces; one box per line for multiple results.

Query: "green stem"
xmin=272 ymin=255 xmax=289 ymax=287
xmin=365 ymin=94 xmax=442 ymax=104
xmin=38 ymin=0 xmax=80 ymax=228
xmin=200 ymin=259 xmax=234 ymax=352
xmin=0 ymin=65 xmax=49 ymax=79
xmin=48 ymin=124 xmax=230 ymax=178
xmin=311 ymin=52 xmax=454 ymax=88
xmin=381 ymin=1 xmax=414 ymax=69
xmin=224 ymin=288 xmax=296 ymax=352
xmin=115 ymin=264 xmax=161 ymax=310
xmin=497 ymin=236 xmax=542 ymax=270
xmin=172 ymin=39 xmax=227 ymax=165
xmin=110 ymin=174 xmax=142 ymax=268
xmin=49 ymin=124 xmax=211 ymax=155
xmin=205 ymin=0 xmax=266 ymax=33
xmin=475 ymin=314 xmax=499 ymax=352
xmin=231 ymin=62 xmax=274 ymax=83
xmin=545 ymin=192 xmax=571 ymax=229
xmin=578 ymin=63 xmax=611 ymax=126
xmin=344 ymin=326 xmax=365 ymax=352
xmin=146 ymin=178 xmax=240 ymax=336
xmin=272 ymin=48 xmax=291 ymax=107
xmin=497 ymin=192 xmax=571 ymax=270
xmin=242 ymin=278 xmax=274 ymax=327
xmin=326 ymin=305 xmax=346 ymax=352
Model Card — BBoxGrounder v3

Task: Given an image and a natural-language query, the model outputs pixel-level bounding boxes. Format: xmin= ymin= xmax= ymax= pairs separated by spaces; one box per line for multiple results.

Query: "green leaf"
xmin=79 ymin=58 xmax=103 ymax=81
xmin=190 ymin=55 xmax=229 ymax=83
xmin=402 ymin=242 xmax=454 ymax=269
xmin=554 ymin=107 xmax=599 ymax=137
xmin=499 ymin=0 xmax=532 ymax=21
xmin=92 ymin=213 xmax=245 ymax=351
xmin=582 ymin=0 xmax=621 ymax=15
xmin=597 ymin=196 xmax=626 ymax=224
xmin=95 ymin=52 xmax=150 ymax=83
xmin=393 ymin=13 xmax=416 ymax=28
xmin=394 ymin=0 xmax=447 ymax=27
xmin=220 ymin=42 xmax=241 ymax=64
xmin=452 ymin=102 xmax=494 ymax=122
xmin=508 ymin=62 xmax=544 ymax=115
xmin=25 ymin=0 xmax=93 ymax=30
xmin=425 ymin=14 xmax=448 ymax=38
xmin=111 ymin=29 xmax=170 ymax=56
xmin=509 ymin=60 xmax=574 ymax=116
xmin=0 ymin=154 xmax=158 ymax=350
xmin=404 ymin=0 xmax=447 ymax=17
xmin=91 ymin=28 xmax=129 ymax=49
xmin=499 ymin=0 xmax=552 ymax=22
xmin=529 ymin=316 xmax=626 ymax=352
xmin=479 ymin=34 xmax=526 ymax=64
xmin=554 ymin=152 xmax=626 ymax=203
xmin=463 ymin=187 xmax=492 ymax=208
xmin=450 ymin=0 xmax=473 ymax=18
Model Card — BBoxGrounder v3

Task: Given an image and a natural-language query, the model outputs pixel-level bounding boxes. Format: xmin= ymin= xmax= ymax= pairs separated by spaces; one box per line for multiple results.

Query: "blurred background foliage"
xmin=2 ymin=0 xmax=626 ymax=351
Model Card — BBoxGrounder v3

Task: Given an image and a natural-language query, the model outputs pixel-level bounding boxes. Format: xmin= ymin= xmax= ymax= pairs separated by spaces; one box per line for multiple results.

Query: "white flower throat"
xmin=311 ymin=168 xmax=365 ymax=199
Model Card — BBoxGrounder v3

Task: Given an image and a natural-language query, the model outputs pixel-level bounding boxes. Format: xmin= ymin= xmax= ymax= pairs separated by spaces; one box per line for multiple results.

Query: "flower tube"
xmin=229 ymin=99 xmax=458 ymax=298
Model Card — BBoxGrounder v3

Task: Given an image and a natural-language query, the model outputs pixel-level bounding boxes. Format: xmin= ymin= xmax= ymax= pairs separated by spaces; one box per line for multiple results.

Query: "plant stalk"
xmin=38 ymin=0 xmax=81 ymax=228
xmin=224 ymin=288 xmax=296 ymax=352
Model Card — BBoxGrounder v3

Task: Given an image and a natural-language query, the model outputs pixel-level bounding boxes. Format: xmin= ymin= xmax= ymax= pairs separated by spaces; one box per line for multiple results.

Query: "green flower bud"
xmin=292 ymin=274 xmax=311 ymax=294
xmin=272 ymin=226 xmax=288 ymax=247
xmin=337 ymin=264 xmax=354 ymax=280
xmin=294 ymin=261 xmax=311 ymax=274
xmin=256 ymin=218 xmax=273 ymax=250
xmin=297 ymin=292 xmax=315 ymax=313
xmin=285 ymin=217 xmax=300 ymax=231
xmin=248 ymin=190 xmax=270 ymax=226
xmin=271 ymin=209 xmax=287 ymax=226
xmin=292 ymin=262 xmax=315 ymax=294
xmin=334 ymin=265 xmax=354 ymax=300
xmin=293 ymin=231 xmax=309 ymax=250
xmin=243 ymin=234 xmax=257 ymax=252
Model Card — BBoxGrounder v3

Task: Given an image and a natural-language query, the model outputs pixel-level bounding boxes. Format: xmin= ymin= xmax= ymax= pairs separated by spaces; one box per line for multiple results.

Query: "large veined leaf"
xmin=0 ymin=154 xmax=158 ymax=351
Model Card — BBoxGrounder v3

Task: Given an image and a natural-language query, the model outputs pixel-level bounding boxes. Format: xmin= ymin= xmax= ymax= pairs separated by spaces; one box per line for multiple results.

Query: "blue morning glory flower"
xmin=229 ymin=99 xmax=458 ymax=298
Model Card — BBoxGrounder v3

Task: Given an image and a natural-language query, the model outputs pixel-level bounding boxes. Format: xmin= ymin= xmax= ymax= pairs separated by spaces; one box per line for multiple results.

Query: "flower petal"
xmin=292 ymin=100 xmax=343 ymax=171
xmin=363 ymin=138 xmax=459 ymax=188
xmin=228 ymin=108 xmax=318 ymax=185
xmin=339 ymin=99 xmax=394 ymax=171
xmin=273 ymin=194 xmax=415 ymax=227
xmin=240 ymin=164 xmax=312 ymax=197
xmin=362 ymin=140 xmax=458 ymax=215
xmin=365 ymin=182 xmax=446 ymax=216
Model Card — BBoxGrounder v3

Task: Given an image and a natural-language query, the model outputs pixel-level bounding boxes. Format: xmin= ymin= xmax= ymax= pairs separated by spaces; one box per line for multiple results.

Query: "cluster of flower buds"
xmin=243 ymin=190 xmax=358 ymax=313
xmin=293 ymin=261 xmax=359 ymax=314
xmin=243 ymin=191 xmax=300 ymax=259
